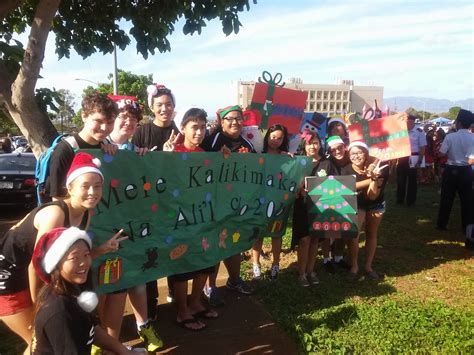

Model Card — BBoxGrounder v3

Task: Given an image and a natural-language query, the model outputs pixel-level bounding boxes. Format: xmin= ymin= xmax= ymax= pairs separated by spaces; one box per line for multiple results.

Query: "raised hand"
xmin=163 ymin=130 xmax=181 ymax=152
xmin=95 ymin=229 xmax=128 ymax=256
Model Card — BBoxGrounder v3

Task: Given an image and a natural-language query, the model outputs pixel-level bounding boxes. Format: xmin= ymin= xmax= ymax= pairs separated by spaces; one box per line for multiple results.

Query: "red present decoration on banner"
xmin=348 ymin=113 xmax=411 ymax=160
xmin=98 ymin=257 xmax=122 ymax=285
xmin=250 ymin=71 xmax=307 ymax=134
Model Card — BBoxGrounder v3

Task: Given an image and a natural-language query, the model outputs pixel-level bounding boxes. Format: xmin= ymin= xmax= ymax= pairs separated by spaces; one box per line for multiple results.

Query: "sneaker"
xmin=335 ymin=259 xmax=351 ymax=270
xmin=307 ymin=272 xmax=320 ymax=285
xmin=252 ymin=264 xmax=262 ymax=280
xmin=324 ymin=261 xmax=336 ymax=274
xmin=298 ymin=274 xmax=310 ymax=287
xmin=91 ymin=344 xmax=102 ymax=355
xmin=226 ymin=278 xmax=254 ymax=295
xmin=203 ymin=286 xmax=225 ymax=307
xmin=138 ymin=323 xmax=164 ymax=352
xmin=269 ymin=264 xmax=279 ymax=281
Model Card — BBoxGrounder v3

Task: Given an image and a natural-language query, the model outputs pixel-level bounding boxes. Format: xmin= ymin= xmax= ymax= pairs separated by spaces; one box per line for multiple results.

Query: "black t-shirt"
xmin=200 ymin=130 xmax=256 ymax=153
xmin=32 ymin=292 xmax=95 ymax=355
xmin=0 ymin=201 xmax=88 ymax=294
xmin=131 ymin=121 xmax=179 ymax=151
xmin=341 ymin=163 xmax=389 ymax=209
xmin=45 ymin=134 xmax=100 ymax=198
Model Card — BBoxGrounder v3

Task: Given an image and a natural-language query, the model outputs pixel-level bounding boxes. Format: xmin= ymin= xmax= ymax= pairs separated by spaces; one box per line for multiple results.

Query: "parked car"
xmin=0 ymin=153 xmax=36 ymax=209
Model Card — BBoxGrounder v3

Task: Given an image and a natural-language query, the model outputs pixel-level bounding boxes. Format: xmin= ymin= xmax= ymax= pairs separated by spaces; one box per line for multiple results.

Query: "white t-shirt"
xmin=439 ymin=129 xmax=474 ymax=166
xmin=409 ymin=128 xmax=427 ymax=154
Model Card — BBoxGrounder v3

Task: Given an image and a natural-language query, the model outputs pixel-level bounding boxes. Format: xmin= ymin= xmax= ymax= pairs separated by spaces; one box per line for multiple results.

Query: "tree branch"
xmin=0 ymin=0 xmax=24 ymax=21
xmin=12 ymin=0 xmax=60 ymax=108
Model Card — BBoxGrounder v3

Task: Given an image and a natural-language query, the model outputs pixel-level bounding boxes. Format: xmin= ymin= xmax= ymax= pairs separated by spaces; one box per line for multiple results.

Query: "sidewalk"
xmin=121 ymin=268 xmax=298 ymax=354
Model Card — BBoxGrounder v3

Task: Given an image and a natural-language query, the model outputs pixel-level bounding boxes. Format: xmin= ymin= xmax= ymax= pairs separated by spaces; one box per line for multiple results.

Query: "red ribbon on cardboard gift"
xmin=98 ymin=257 xmax=122 ymax=285
xmin=250 ymin=71 xmax=307 ymax=134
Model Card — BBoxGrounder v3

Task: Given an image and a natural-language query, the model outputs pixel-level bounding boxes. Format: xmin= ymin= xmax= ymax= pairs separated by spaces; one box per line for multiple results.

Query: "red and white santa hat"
xmin=66 ymin=152 xmax=103 ymax=187
xmin=32 ymin=227 xmax=92 ymax=284
xmin=107 ymin=94 xmax=140 ymax=110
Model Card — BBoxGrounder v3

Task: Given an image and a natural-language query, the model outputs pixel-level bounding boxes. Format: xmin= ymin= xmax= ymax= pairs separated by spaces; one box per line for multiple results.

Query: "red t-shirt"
xmin=174 ymin=144 xmax=204 ymax=153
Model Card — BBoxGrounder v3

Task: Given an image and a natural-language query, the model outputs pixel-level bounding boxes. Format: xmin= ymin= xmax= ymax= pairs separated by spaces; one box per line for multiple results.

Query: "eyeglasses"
xmin=350 ymin=151 xmax=365 ymax=157
xmin=223 ymin=116 xmax=243 ymax=123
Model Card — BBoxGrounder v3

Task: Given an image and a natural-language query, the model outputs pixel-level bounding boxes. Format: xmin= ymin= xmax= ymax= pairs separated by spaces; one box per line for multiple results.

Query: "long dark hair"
xmin=263 ymin=124 xmax=289 ymax=153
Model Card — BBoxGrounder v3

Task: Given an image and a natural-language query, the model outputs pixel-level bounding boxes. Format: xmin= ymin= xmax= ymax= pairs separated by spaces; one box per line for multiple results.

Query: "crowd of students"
xmin=0 ymin=84 xmax=472 ymax=354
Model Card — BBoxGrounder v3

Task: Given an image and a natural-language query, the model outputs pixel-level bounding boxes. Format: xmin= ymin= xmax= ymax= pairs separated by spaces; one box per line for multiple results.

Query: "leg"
xmin=145 ymin=280 xmax=158 ymax=320
xmin=1 ymin=307 xmax=33 ymax=353
xmin=99 ymin=292 xmax=127 ymax=339
xmin=128 ymin=284 xmax=148 ymax=325
xmin=406 ymin=167 xmax=418 ymax=205
xmin=457 ymin=167 xmax=473 ymax=232
xmin=437 ymin=167 xmax=456 ymax=229
xmin=207 ymin=263 xmax=220 ymax=289
xmin=364 ymin=212 xmax=384 ymax=273
xmin=305 ymin=237 xmax=319 ymax=274
xmin=349 ymin=209 xmax=366 ymax=274
xmin=223 ymin=254 xmax=241 ymax=282
xmin=396 ymin=158 xmax=408 ymax=203
xmin=174 ymin=279 xmax=205 ymax=330
xmin=297 ymin=236 xmax=310 ymax=277
xmin=271 ymin=237 xmax=282 ymax=266
xmin=188 ymin=273 xmax=218 ymax=319
xmin=251 ymin=238 xmax=263 ymax=278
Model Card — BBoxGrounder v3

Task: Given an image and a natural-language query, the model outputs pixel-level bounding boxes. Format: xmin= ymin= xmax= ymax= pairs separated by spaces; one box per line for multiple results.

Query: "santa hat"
xmin=327 ymin=117 xmax=346 ymax=127
xmin=326 ymin=135 xmax=345 ymax=148
xmin=32 ymin=227 xmax=98 ymax=312
xmin=216 ymin=105 xmax=242 ymax=124
xmin=32 ymin=227 xmax=92 ymax=284
xmin=348 ymin=141 xmax=369 ymax=151
xmin=146 ymin=84 xmax=175 ymax=108
xmin=66 ymin=152 xmax=103 ymax=187
xmin=107 ymin=95 xmax=140 ymax=110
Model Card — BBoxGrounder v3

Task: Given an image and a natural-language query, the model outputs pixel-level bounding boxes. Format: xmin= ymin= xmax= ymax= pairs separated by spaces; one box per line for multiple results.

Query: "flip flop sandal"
xmin=176 ymin=317 xmax=207 ymax=331
xmin=192 ymin=308 xmax=219 ymax=319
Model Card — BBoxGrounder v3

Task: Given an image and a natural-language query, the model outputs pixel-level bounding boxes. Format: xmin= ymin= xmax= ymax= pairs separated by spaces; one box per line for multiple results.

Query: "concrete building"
xmin=236 ymin=78 xmax=383 ymax=115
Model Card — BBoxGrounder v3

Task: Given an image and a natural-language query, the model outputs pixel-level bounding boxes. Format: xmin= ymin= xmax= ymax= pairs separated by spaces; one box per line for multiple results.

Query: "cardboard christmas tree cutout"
xmin=306 ymin=175 xmax=358 ymax=238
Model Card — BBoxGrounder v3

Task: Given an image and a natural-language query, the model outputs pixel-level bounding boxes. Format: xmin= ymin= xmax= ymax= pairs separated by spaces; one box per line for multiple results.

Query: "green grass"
xmin=254 ymin=183 xmax=474 ymax=353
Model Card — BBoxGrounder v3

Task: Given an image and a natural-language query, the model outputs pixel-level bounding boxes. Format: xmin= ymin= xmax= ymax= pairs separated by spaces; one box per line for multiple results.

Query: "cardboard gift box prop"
xmin=348 ymin=113 xmax=410 ymax=161
xmin=98 ymin=257 xmax=122 ymax=285
xmin=306 ymin=175 xmax=358 ymax=239
xmin=250 ymin=71 xmax=307 ymax=134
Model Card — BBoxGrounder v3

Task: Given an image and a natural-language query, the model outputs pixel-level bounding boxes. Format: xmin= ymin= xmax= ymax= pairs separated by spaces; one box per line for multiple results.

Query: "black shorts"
xmin=168 ymin=266 xmax=215 ymax=283
xmin=0 ymin=255 xmax=28 ymax=295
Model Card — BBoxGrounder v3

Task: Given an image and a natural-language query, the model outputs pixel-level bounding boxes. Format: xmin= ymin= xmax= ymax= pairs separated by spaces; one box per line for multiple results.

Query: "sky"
xmin=31 ymin=0 xmax=473 ymax=114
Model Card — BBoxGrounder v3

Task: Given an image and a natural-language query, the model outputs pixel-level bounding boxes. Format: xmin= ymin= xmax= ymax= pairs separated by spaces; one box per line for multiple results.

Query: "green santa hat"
xmin=326 ymin=135 xmax=345 ymax=148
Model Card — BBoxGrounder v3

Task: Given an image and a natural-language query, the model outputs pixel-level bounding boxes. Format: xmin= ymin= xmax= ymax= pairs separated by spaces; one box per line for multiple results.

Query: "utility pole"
xmin=113 ymin=45 xmax=118 ymax=95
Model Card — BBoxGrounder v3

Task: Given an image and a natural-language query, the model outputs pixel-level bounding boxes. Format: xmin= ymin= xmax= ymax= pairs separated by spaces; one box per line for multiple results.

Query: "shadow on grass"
xmin=377 ymin=184 xmax=471 ymax=278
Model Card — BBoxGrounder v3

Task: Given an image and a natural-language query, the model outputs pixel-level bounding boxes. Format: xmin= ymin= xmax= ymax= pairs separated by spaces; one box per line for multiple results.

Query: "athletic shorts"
xmin=0 ymin=289 xmax=32 ymax=316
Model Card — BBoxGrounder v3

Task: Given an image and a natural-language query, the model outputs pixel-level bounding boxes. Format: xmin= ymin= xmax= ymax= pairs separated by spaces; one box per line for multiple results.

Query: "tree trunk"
xmin=8 ymin=0 xmax=61 ymax=158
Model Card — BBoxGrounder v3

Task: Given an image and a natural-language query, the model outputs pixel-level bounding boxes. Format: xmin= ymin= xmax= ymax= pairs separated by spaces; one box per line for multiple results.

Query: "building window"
xmin=323 ymin=103 xmax=327 ymax=111
xmin=330 ymin=91 xmax=335 ymax=100
xmin=310 ymin=91 xmax=315 ymax=100
xmin=309 ymin=102 xmax=314 ymax=111
xmin=329 ymin=103 xmax=334 ymax=111
xmin=317 ymin=91 xmax=322 ymax=100
xmin=336 ymin=91 xmax=341 ymax=100
xmin=342 ymin=103 xmax=347 ymax=110
xmin=336 ymin=103 xmax=340 ymax=111
xmin=316 ymin=103 xmax=321 ymax=111
xmin=323 ymin=91 xmax=328 ymax=100
xmin=343 ymin=91 xmax=348 ymax=100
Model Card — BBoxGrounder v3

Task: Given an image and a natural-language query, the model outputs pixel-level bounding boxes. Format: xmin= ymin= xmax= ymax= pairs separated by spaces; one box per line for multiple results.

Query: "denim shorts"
xmin=365 ymin=201 xmax=386 ymax=213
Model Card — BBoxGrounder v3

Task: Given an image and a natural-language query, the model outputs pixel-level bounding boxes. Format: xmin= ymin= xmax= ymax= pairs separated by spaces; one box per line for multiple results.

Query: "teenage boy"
xmin=132 ymin=84 xmax=178 ymax=321
xmin=132 ymin=84 xmax=178 ymax=150
xmin=45 ymin=93 xmax=118 ymax=200
xmin=163 ymin=108 xmax=219 ymax=331
xmin=200 ymin=105 xmax=256 ymax=307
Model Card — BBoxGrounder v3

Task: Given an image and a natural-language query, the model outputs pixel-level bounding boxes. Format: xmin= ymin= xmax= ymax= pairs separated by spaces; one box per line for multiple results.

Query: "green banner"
xmin=85 ymin=150 xmax=312 ymax=293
